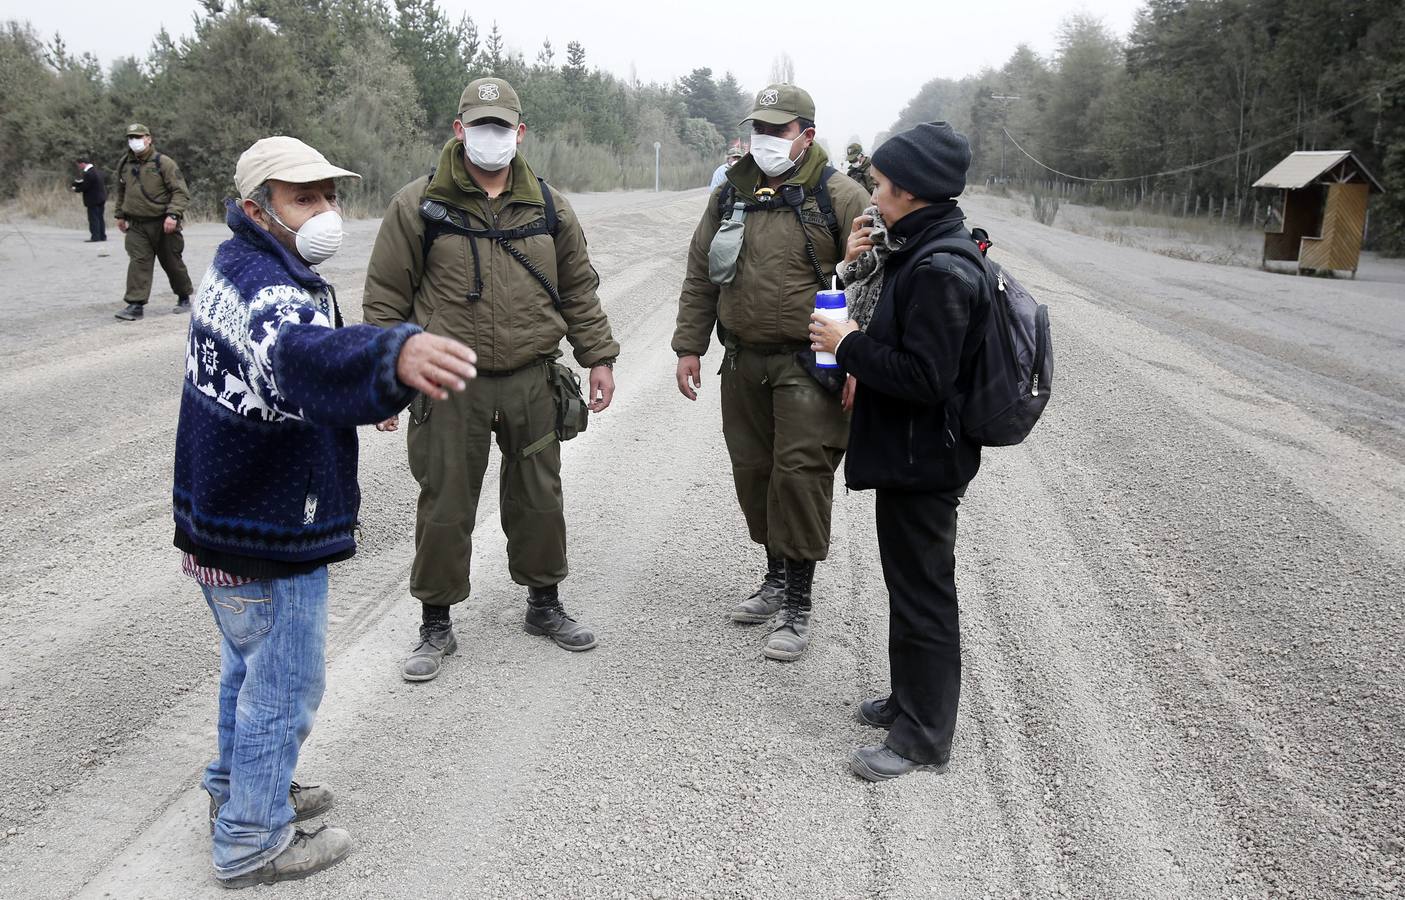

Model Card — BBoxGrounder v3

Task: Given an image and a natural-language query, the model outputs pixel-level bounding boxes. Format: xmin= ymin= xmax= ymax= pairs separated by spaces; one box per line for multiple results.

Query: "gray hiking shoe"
xmin=208 ymin=781 xmax=334 ymax=834
xmin=207 ymin=780 xmax=334 ymax=836
xmin=525 ymin=586 xmax=597 ymax=651
xmin=849 ymin=744 xmax=949 ymax=782
xmin=402 ymin=623 xmax=457 ymax=681
xmin=217 ymin=825 xmax=353 ymax=888
xmin=730 ymin=554 xmax=785 ymax=624
xmin=857 ymin=697 xmax=898 ymax=729
xmin=762 ymin=604 xmax=812 ymax=661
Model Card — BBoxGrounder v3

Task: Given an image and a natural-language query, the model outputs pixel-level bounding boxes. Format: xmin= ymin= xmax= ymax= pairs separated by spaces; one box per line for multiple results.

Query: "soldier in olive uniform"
xmin=673 ymin=84 xmax=868 ymax=662
xmin=846 ymin=143 xmax=876 ymax=194
xmin=113 ymin=124 xmax=194 ymax=320
xmin=364 ymin=78 xmax=620 ymax=682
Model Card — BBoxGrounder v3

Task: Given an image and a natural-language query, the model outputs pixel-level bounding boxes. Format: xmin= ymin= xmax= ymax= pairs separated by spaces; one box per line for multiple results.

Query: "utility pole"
xmin=654 ymin=141 xmax=661 ymax=192
xmin=991 ymin=94 xmax=1020 ymax=184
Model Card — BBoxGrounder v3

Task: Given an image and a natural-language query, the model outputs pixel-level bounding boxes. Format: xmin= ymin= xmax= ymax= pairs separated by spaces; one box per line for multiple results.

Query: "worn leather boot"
xmin=729 ymin=554 xmax=785 ymax=624
xmin=173 ymin=295 xmax=190 ymax=314
xmin=114 ymin=302 xmax=144 ymax=321
xmin=849 ymin=744 xmax=949 ymax=781
xmin=402 ymin=623 xmax=457 ymax=682
xmin=857 ymin=696 xmax=898 ymax=729
xmin=525 ymin=585 xmax=597 ymax=651
xmin=762 ymin=559 xmax=814 ymax=662
xmin=217 ymin=825 xmax=354 ymax=888
xmin=209 ymin=781 xmax=334 ymax=834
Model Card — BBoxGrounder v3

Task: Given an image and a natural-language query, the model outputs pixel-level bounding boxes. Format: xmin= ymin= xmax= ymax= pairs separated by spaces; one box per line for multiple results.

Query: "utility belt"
xmin=476 ymin=357 xmax=551 ymax=378
xmin=121 ymin=214 xmax=168 ymax=223
xmin=722 ymin=336 xmax=844 ymax=394
xmin=410 ymin=355 xmax=588 ymax=458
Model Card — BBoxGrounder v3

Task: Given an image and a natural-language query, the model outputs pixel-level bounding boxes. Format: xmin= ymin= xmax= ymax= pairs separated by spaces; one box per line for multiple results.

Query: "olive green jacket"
xmin=672 ymin=145 xmax=869 ymax=356
xmin=362 ymin=140 xmax=619 ymax=372
xmin=114 ymin=146 xmax=190 ymax=220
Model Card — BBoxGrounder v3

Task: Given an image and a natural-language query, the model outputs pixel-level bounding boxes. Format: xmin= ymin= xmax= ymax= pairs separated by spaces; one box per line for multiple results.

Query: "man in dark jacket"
xmin=71 ymin=158 xmax=107 ymax=241
xmin=810 ymin=122 xmax=988 ymax=781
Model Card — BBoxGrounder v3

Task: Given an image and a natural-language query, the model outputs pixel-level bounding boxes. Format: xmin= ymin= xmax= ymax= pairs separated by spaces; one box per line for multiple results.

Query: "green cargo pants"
xmin=719 ymin=345 xmax=849 ymax=562
xmin=406 ymin=360 xmax=567 ymax=607
xmin=123 ymin=217 xmax=194 ymax=303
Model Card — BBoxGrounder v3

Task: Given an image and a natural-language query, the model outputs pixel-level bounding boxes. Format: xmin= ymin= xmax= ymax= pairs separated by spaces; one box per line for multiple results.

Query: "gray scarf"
xmin=837 ymin=206 xmax=903 ymax=330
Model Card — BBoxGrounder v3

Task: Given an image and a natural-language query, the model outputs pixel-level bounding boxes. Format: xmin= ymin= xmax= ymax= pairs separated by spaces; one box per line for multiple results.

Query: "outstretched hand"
xmin=396 ymin=333 xmax=477 ymax=400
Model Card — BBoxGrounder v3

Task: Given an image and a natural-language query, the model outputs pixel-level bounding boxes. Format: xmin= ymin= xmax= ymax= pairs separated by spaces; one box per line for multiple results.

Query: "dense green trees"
xmin=0 ymin=0 xmax=739 ymax=213
xmin=885 ymin=0 xmax=1405 ymax=253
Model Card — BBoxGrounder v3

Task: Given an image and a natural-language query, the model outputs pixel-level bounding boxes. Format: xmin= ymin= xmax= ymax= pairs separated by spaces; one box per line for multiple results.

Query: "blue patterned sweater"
xmin=173 ymin=202 xmax=420 ymax=563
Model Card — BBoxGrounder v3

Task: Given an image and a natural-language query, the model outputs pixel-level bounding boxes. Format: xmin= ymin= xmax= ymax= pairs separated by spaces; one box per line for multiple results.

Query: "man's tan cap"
xmin=125 ymin=123 xmax=151 ymax=137
xmin=458 ymin=77 xmax=522 ymax=126
xmin=235 ymin=136 xmax=360 ymax=199
xmin=741 ymin=84 xmax=815 ymax=126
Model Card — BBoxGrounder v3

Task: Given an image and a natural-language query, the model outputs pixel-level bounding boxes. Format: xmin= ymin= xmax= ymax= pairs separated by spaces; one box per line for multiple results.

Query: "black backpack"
xmin=924 ymin=230 xmax=1053 ymax=446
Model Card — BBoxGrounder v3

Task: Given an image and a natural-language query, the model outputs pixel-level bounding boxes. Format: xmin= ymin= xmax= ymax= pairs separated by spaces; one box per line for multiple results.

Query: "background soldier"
xmin=113 ymin=124 xmax=194 ymax=320
xmin=71 ymin=157 xmax=107 ymax=242
xmin=364 ymin=77 xmax=620 ymax=682
xmin=846 ymin=142 xmax=876 ymax=193
xmin=673 ymin=84 xmax=868 ymax=662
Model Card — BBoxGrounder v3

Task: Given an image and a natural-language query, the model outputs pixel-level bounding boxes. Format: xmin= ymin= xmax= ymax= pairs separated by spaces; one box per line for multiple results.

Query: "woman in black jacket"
xmin=810 ymin=122 xmax=989 ymax=781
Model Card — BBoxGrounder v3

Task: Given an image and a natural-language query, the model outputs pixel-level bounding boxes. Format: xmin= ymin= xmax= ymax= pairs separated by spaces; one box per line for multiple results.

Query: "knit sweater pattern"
xmin=173 ymin=201 xmax=420 ymax=562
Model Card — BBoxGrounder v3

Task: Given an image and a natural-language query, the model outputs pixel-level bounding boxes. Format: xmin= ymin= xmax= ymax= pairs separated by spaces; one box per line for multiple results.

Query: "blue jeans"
xmin=200 ymin=568 xmax=328 ymax=878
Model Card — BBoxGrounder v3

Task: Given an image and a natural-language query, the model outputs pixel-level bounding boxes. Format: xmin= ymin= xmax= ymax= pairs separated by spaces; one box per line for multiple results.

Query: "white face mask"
xmin=749 ymin=132 xmax=799 ymax=177
xmin=464 ymin=123 xmax=518 ymax=171
xmin=269 ymin=208 xmax=344 ymax=265
xmin=128 ymin=137 xmax=147 ymax=153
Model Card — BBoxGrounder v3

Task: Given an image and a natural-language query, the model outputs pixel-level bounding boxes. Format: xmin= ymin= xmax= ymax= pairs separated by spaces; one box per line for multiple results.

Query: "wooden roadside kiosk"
xmin=1253 ymin=150 xmax=1384 ymax=278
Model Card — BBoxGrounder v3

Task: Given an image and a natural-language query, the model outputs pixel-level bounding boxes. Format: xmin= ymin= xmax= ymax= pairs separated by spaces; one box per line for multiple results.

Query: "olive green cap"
xmin=741 ymin=84 xmax=815 ymax=126
xmin=125 ymin=123 xmax=151 ymax=137
xmin=458 ymin=77 xmax=521 ymax=127
xmin=847 ymin=142 xmax=863 ymax=161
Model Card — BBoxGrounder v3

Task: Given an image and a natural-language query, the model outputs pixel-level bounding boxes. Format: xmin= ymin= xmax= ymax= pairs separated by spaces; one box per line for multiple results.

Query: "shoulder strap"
xmin=812 ymin=165 xmax=842 ymax=254
xmin=419 ymin=167 xmax=442 ymax=275
xmin=537 ymin=177 xmax=558 ymax=236
xmin=152 ymin=151 xmax=175 ymax=198
xmin=716 ymin=183 xmax=736 ymax=221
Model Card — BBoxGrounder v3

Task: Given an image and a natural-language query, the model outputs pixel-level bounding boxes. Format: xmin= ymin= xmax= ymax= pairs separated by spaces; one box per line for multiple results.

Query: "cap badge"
xmin=478 ymin=84 xmax=500 ymax=101
xmin=759 ymin=89 xmax=779 ymax=106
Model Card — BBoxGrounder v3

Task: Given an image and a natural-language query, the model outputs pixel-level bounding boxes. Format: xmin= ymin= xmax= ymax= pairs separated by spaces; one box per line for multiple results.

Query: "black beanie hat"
xmin=872 ymin=122 xmax=971 ymax=201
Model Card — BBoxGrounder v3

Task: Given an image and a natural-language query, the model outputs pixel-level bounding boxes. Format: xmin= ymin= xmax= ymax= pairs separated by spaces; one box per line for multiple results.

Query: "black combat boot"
xmin=857 ymin=696 xmax=898 ymax=728
xmin=173 ymin=295 xmax=190 ymax=314
xmin=114 ymin=303 xmax=144 ymax=321
xmin=525 ymin=585 xmax=597 ymax=651
xmin=729 ymin=553 xmax=785 ymax=624
xmin=763 ymin=559 xmax=814 ymax=661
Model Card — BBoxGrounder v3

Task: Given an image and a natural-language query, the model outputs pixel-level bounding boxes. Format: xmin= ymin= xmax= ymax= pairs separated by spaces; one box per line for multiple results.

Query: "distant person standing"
xmin=114 ymin=123 xmax=194 ymax=320
xmin=846 ymin=143 xmax=875 ymax=193
xmin=71 ymin=157 xmax=107 ymax=242
xmin=709 ymin=144 xmax=745 ymax=190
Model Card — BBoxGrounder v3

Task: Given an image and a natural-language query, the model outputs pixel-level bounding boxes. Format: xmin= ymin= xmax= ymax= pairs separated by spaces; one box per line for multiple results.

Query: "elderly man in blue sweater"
xmin=172 ymin=136 xmax=478 ymax=888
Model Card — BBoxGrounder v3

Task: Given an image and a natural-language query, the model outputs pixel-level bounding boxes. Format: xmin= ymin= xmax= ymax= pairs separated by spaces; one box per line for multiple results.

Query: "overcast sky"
xmin=5 ymin=0 xmax=1144 ymax=150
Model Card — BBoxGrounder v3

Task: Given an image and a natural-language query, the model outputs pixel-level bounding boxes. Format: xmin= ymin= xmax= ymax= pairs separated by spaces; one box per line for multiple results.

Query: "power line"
xmin=1000 ymin=76 xmax=1399 ymax=185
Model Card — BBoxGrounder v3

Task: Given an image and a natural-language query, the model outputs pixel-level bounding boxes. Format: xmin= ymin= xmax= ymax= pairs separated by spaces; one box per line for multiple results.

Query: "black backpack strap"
xmin=538 ymin=177 xmax=558 ymax=236
xmin=716 ymin=183 xmax=736 ymax=221
xmin=812 ymin=165 xmax=843 ymax=257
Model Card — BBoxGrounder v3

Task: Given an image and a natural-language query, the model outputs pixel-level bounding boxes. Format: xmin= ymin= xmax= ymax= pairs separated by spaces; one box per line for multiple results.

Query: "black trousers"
xmin=875 ymin=487 xmax=962 ymax=764
xmin=86 ymin=204 xmax=106 ymax=241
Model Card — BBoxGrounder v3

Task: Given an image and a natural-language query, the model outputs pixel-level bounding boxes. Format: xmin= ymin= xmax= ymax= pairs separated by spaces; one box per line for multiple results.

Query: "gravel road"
xmin=0 ymin=187 xmax=1401 ymax=899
